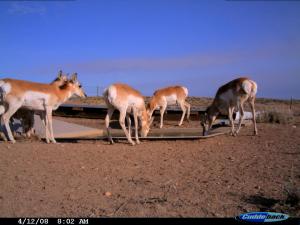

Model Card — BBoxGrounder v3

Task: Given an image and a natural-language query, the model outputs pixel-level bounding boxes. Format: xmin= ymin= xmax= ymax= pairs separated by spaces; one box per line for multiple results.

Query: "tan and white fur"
xmin=103 ymin=83 xmax=152 ymax=145
xmin=201 ymin=77 xmax=258 ymax=136
xmin=0 ymin=73 xmax=86 ymax=143
xmin=11 ymin=71 xmax=69 ymax=139
xmin=147 ymin=86 xmax=190 ymax=128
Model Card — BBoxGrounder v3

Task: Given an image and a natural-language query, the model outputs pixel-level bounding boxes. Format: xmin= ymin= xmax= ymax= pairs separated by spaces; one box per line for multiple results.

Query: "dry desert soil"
xmin=0 ymin=122 xmax=299 ymax=217
xmin=0 ymin=97 xmax=299 ymax=217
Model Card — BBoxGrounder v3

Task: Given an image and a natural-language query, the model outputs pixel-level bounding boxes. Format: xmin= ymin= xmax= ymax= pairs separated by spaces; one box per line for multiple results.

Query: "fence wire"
xmin=83 ymin=86 xmax=106 ymax=97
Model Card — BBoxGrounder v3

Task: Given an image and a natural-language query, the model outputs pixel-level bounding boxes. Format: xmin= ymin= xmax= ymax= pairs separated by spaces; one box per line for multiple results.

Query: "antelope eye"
xmin=79 ymin=85 xmax=82 ymax=88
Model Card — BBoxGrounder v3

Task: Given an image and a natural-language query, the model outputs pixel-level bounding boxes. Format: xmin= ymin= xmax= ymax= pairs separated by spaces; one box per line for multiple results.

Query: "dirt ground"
xmin=0 ymin=120 xmax=299 ymax=217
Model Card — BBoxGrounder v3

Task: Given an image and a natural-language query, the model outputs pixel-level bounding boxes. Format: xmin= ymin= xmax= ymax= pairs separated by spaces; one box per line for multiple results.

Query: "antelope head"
xmin=67 ymin=73 xmax=87 ymax=98
xmin=140 ymin=110 xmax=154 ymax=137
xmin=200 ymin=105 xmax=218 ymax=136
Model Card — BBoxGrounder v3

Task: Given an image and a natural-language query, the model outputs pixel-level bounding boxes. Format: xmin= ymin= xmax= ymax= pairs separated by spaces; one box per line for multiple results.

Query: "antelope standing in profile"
xmin=10 ymin=71 xmax=69 ymax=139
xmin=147 ymin=86 xmax=190 ymax=128
xmin=201 ymin=77 xmax=258 ymax=136
xmin=0 ymin=73 xmax=86 ymax=143
xmin=103 ymin=83 xmax=153 ymax=145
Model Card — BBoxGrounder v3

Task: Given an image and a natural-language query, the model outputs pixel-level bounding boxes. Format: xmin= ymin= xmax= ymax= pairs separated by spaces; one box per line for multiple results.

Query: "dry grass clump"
xmin=256 ymin=108 xmax=295 ymax=124
xmin=66 ymin=96 xmax=106 ymax=105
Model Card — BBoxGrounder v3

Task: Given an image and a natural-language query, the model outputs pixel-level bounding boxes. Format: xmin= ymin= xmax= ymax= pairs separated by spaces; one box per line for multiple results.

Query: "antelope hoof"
xmin=109 ymin=139 xmax=114 ymax=144
xmin=130 ymin=141 xmax=136 ymax=146
xmin=51 ymin=139 xmax=57 ymax=144
xmin=136 ymin=140 xmax=141 ymax=145
xmin=10 ymin=140 xmax=16 ymax=144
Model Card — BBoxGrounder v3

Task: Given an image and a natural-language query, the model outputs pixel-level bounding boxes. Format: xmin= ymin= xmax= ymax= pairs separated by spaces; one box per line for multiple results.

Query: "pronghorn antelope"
xmin=0 ymin=73 xmax=86 ymax=143
xmin=103 ymin=83 xmax=153 ymax=145
xmin=9 ymin=71 xmax=68 ymax=139
xmin=147 ymin=86 xmax=190 ymax=128
xmin=201 ymin=77 xmax=258 ymax=136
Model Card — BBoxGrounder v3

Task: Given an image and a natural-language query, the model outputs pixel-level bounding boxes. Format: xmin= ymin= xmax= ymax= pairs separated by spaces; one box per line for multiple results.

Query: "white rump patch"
xmin=0 ymin=81 xmax=11 ymax=94
xmin=250 ymin=80 xmax=258 ymax=96
xmin=182 ymin=87 xmax=188 ymax=96
xmin=242 ymin=80 xmax=252 ymax=95
xmin=107 ymin=85 xmax=117 ymax=104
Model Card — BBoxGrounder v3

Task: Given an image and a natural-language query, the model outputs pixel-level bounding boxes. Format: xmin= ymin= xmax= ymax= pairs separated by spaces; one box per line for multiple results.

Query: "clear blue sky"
xmin=0 ymin=0 xmax=299 ymax=99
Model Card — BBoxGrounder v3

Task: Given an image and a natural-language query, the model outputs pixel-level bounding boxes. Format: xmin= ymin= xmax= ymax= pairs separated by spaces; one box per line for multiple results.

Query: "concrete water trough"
xmin=27 ymin=115 xmax=228 ymax=140
xmin=2 ymin=104 xmax=254 ymax=141
xmin=54 ymin=103 xmax=234 ymax=121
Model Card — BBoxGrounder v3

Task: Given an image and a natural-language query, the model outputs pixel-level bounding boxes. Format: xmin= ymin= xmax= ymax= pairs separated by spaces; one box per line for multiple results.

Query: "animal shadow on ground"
xmin=242 ymin=192 xmax=300 ymax=216
xmin=242 ymin=195 xmax=280 ymax=211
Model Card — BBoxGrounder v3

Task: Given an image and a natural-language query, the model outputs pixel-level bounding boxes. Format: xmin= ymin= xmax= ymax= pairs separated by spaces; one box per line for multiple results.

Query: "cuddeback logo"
xmin=236 ymin=212 xmax=289 ymax=223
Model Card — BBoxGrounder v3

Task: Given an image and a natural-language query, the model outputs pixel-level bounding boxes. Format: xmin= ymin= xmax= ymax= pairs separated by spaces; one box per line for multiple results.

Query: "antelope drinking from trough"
xmin=0 ymin=73 xmax=86 ymax=143
xmin=103 ymin=83 xmax=153 ymax=145
xmin=201 ymin=77 xmax=258 ymax=136
xmin=147 ymin=86 xmax=190 ymax=128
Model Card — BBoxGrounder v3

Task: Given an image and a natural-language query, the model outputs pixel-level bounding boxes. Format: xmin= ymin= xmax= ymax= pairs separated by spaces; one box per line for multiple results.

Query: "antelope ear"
xmin=70 ymin=73 xmax=78 ymax=82
xmin=58 ymin=70 xmax=63 ymax=78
